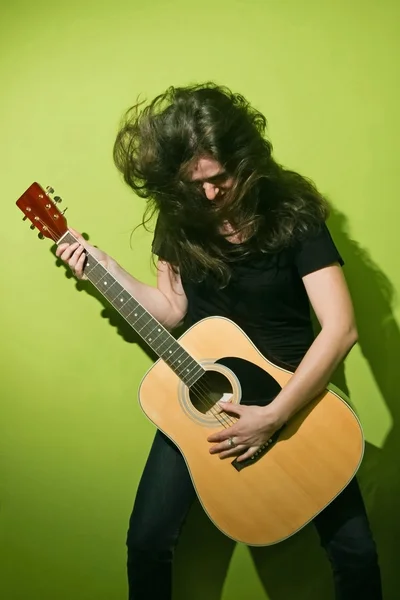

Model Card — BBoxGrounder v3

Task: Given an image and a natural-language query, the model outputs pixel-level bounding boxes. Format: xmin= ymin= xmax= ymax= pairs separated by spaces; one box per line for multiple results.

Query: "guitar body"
xmin=139 ymin=316 xmax=364 ymax=546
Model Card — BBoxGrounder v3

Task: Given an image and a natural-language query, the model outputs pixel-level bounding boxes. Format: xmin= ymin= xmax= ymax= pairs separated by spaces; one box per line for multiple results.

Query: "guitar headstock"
xmin=16 ymin=182 xmax=68 ymax=242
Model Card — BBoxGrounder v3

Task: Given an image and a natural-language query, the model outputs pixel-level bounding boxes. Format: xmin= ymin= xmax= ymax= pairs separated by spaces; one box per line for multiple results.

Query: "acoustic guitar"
xmin=16 ymin=182 xmax=364 ymax=546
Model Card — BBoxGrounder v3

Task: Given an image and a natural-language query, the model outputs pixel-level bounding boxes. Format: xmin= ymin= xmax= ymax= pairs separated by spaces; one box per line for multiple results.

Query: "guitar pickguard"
xmin=216 ymin=356 xmax=283 ymax=407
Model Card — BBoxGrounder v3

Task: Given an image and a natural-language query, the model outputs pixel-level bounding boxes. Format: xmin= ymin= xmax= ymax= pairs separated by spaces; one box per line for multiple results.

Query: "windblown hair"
xmin=113 ymin=82 xmax=329 ymax=284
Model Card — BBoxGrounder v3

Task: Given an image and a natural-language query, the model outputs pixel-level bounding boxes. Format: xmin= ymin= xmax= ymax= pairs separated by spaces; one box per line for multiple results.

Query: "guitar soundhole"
xmin=188 ymin=370 xmax=233 ymax=415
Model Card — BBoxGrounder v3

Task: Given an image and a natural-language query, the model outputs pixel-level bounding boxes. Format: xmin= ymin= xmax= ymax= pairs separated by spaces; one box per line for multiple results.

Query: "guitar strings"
xmin=39 ymin=220 xmax=237 ymax=430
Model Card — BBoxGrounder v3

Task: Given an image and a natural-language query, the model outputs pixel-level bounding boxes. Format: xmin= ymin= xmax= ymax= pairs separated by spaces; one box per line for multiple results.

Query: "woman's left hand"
xmin=207 ymin=402 xmax=285 ymax=462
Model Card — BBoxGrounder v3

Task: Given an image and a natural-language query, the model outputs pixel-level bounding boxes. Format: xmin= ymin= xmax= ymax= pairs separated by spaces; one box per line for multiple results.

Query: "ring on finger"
xmin=227 ymin=437 xmax=236 ymax=448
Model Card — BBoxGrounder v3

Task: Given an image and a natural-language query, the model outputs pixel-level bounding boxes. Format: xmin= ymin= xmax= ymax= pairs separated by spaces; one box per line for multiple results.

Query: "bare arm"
xmin=270 ymin=263 xmax=358 ymax=423
xmin=56 ymin=229 xmax=188 ymax=330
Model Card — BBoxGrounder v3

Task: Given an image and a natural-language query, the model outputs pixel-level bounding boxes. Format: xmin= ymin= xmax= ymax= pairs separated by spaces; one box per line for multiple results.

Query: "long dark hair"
xmin=113 ymin=82 xmax=329 ymax=284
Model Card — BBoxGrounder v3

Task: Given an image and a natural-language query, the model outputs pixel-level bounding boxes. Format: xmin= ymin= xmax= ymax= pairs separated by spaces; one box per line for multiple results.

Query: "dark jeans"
xmin=127 ymin=431 xmax=382 ymax=600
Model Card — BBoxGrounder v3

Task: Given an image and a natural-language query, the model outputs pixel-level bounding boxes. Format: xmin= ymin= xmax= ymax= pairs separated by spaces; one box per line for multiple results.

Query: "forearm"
xmin=106 ymin=258 xmax=184 ymax=330
xmin=270 ymin=325 xmax=358 ymax=424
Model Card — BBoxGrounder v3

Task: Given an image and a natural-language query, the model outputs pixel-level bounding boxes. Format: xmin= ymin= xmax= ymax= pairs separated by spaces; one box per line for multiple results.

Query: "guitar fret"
xmin=89 ymin=264 xmax=108 ymax=286
xmin=136 ymin=315 xmax=155 ymax=334
xmin=120 ymin=298 xmax=140 ymax=318
xmin=58 ymin=236 xmax=205 ymax=387
xmin=142 ymin=324 xmax=165 ymax=345
xmin=84 ymin=261 xmax=96 ymax=276
xmin=152 ymin=336 xmax=175 ymax=357
xmin=103 ymin=281 xmax=124 ymax=302
xmin=146 ymin=326 xmax=165 ymax=346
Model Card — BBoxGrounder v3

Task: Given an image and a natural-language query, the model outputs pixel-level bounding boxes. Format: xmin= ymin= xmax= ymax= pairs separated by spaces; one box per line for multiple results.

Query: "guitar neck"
xmin=58 ymin=232 xmax=204 ymax=387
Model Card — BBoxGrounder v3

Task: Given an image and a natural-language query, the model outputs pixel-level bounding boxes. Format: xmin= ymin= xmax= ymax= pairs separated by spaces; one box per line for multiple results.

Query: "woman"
xmin=56 ymin=83 xmax=382 ymax=599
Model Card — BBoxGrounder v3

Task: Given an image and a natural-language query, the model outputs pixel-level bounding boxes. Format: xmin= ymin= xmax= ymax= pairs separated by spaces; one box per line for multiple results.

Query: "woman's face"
xmin=189 ymin=157 xmax=234 ymax=202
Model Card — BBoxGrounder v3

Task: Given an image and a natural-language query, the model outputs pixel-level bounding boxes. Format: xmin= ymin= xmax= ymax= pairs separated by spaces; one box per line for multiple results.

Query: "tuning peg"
xmin=61 ymin=207 xmax=68 ymax=215
xmin=38 ymin=232 xmax=45 ymax=240
xmin=46 ymin=186 xmax=55 ymax=195
xmin=30 ymin=224 xmax=35 ymax=230
xmin=53 ymin=196 xmax=62 ymax=204
xmin=22 ymin=215 xmax=28 ymax=221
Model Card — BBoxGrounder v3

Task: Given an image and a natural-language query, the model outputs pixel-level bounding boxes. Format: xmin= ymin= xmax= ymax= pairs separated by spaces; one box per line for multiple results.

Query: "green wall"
xmin=1 ymin=1 xmax=399 ymax=598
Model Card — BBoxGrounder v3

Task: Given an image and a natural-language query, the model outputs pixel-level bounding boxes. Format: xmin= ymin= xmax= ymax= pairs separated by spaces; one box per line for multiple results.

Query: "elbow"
xmin=343 ymin=323 xmax=358 ymax=353
xmin=347 ymin=329 xmax=358 ymax=352
xmin=349 ymin=324 xmax=358 ymax=347
xmin=165 ymin=318 xmax=184 ymax=332
xmin=163 ymin=309 xmax=187 ymax=332
xmin=322 ymin=321 xmax=358 ymax=355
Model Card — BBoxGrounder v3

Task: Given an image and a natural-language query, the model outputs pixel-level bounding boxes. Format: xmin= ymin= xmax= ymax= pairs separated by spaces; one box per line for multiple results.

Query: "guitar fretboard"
xmin=58 ymin=232 xmax=205 ymax=387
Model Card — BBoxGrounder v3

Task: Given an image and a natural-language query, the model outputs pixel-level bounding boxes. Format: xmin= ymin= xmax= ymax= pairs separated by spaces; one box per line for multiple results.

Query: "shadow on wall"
xmin=53 ymin=205 xmax=399 ymax=600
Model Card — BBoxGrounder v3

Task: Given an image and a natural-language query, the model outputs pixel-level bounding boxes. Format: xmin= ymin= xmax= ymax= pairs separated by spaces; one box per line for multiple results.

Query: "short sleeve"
xmin=294 ymin=224 xmax=344 ymax=278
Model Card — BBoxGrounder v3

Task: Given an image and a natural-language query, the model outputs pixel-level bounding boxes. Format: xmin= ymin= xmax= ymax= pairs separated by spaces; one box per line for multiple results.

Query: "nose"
xmin=203 ymin=182 xmax=219 ymax=201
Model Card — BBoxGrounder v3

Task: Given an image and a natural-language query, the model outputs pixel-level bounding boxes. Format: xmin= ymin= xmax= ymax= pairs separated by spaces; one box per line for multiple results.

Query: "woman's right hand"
xmin=55 ymin=227 xmax=111 ymax=280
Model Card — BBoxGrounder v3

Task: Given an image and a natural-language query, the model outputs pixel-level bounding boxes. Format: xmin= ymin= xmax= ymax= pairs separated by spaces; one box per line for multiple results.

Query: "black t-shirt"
xmin=152 ymin=224 xmax=343 ymax=369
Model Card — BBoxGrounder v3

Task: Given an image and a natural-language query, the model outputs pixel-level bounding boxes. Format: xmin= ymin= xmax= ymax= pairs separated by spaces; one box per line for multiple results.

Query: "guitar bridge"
xmin=231 ymin=426 xmax=284 ymax=472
